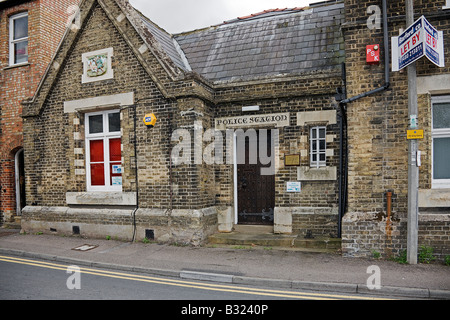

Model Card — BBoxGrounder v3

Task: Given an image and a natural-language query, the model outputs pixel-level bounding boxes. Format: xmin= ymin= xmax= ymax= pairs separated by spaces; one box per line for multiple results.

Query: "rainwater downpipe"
xmin=128 ymin=99 xmax=175 ymax=242
xmin=125 ymin=103 xmax=139 ymax=243
xmin=118 ymin=102 xmax=139 ymax=242
xmin=337 ymin=0 xmax=391 ymax=237
xmin=337 ymin=63 xmax=347 ymax=239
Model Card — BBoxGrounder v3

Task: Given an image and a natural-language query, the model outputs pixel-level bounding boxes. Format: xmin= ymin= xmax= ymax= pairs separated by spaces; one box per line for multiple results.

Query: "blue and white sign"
xmin=286 ymin=181 xmax=301 ymax=193
xmin=112 ymin=165 xmax=122 ymax=174
xmin=423 ymin=17 xmax=441 ymax=66
xmin=392 ymin=16 xmax=444 ymax=71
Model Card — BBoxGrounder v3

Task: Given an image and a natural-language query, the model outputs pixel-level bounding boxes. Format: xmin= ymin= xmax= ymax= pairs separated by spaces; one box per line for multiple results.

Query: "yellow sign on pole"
xmin=407 ymin=129 xmax=424 ymax=140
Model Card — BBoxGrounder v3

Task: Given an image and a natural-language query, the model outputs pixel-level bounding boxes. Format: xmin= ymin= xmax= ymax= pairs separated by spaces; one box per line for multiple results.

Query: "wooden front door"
xmin=237 ymin=130 xmax=275 ymax=225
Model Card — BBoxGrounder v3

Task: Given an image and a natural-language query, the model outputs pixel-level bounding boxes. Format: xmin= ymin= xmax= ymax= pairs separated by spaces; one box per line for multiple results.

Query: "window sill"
xmin=297 ymin=166 xmax=337 ymax=181
xmin=3 ymin=62 xmax=30 ymax=70
xmin=432 ymin=179 xmax=450 ymax=189
xmin=66 ymin=192 xmax=137 ymax=206
xmin=419 ymin=189 xmax=450 ymax=208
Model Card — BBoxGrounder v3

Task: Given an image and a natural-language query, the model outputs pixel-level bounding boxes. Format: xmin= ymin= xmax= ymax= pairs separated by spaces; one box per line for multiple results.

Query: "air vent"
xmin=145 ymin=229 xmax=155 ymax=240
xmin=73 ymin=226 xmax=80 ymax=235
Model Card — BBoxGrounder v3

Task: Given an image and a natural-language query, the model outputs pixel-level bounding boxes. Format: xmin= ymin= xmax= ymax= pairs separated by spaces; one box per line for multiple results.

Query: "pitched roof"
xmin=222 ymin=7 xmax=308 ymax=25
xmin=136 ymin=10 xmax=192 ymax=72
xmin=23 ymin=0 xmax=346 ymax=116
xmin=173 ymin=1 xmax=345 ymax=83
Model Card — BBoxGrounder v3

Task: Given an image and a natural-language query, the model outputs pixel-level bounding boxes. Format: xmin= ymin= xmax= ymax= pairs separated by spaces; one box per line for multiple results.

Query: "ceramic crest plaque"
xmin=82 ymin=48 xmax=114 ymax=83
xmin=87 ymin=54 xmax=107 ymax=77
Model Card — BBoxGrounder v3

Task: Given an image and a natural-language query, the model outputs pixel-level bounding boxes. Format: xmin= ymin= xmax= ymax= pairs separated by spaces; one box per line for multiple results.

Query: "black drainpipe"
xmin=337 ymin=63 xmax=347 ymax=239
xmin=337 ymin=0 xmax=390 ymax=238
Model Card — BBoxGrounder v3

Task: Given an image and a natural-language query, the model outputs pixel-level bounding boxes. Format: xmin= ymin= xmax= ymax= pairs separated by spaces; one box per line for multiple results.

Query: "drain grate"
xmin=72 ymin=244 xmax=98 ymax=252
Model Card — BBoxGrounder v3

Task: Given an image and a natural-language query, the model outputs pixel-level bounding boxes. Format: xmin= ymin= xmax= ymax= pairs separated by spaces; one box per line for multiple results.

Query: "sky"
xmin=129 ymin=0 xmax=323 ymax=34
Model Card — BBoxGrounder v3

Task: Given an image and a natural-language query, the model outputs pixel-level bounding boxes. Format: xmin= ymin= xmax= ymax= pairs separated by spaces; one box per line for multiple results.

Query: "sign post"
xmin=406 ymin=0 xmax=419 ymax=265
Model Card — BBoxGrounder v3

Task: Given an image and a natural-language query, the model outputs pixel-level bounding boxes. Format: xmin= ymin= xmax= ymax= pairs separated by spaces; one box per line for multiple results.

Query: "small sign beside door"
xmin=286 ymin=181 xmax=301 ymax=193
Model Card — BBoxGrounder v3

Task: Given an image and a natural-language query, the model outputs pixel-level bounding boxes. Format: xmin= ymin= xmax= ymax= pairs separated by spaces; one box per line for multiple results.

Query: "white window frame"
xmin=310 ymin=126 xmax=327 ymax=168
xmin=444 ymin=0 xmax=450 ymax=10
xmin=431 ymin=95 xmax=450 ymax=189
xmin=85 ymin=110 xmax=122 ymax=192
xmin=9 ymin=12 xmax=29 ymax=66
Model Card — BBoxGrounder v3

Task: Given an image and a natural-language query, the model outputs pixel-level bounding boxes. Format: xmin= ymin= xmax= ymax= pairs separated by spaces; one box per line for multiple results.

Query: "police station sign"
xmin=392 ymin=16 xmax=445 ymax=71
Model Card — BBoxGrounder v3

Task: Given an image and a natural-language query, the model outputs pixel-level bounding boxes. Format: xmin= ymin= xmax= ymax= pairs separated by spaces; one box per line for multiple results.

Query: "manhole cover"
xmin=72 ymin=244 xmax=98 ymax=252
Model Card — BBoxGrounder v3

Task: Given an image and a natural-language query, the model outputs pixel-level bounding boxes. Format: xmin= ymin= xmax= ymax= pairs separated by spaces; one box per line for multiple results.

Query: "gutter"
xmin=337 ymin=0 xmax=391 ymax=237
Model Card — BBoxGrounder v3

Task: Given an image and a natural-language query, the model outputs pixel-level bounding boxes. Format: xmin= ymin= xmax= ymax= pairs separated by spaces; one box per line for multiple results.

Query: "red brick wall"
xmin=0 ymin=0 xmax=79 ymax=223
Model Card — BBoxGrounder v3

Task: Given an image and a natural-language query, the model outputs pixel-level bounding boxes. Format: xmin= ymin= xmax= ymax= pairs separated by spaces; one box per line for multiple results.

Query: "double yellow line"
xmin=0 ymin=255 xmax=387 ymax=300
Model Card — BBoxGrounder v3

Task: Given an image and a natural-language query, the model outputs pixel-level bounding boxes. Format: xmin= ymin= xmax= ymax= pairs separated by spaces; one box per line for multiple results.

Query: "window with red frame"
xmin=85 ymin=110 xmax=122 ymax=191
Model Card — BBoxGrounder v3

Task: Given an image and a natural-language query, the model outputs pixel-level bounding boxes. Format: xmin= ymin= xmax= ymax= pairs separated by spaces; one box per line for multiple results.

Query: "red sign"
xmin=366 ymin=44 xmax=380 ymax=64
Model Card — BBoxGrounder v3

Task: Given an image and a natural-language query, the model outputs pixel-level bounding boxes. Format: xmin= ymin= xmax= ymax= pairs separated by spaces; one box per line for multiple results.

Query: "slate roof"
xmin=138 ymin=12 xmax=192 ymax=72
xmin=173 ymin=0 xmax=345 ymax=83
xmin=128 ymin=0 xmax=345 ymax=83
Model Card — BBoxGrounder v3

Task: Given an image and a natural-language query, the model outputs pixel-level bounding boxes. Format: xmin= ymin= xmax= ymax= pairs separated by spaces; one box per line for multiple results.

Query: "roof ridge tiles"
xmin=236 ymin=7 xmax=305 ymax=21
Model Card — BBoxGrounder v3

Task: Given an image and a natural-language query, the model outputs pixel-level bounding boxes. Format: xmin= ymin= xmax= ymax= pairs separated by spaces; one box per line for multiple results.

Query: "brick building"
xmin=0 ymin=0 xmax=79 ymax=227
xmin=20 ymin=0 xmax=345 ymax=244
xmin=341 ymin=0 xmax=450 ymax=260
xmin=20 ymin=0 xmax=450 ymax=260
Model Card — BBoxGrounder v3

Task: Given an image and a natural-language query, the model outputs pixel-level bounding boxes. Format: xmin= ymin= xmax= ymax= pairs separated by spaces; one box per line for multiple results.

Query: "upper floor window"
xmin=432 ymin=96 xmax=450 ymax=188
xmin=9 ymin=12 xmax=29 ymax=66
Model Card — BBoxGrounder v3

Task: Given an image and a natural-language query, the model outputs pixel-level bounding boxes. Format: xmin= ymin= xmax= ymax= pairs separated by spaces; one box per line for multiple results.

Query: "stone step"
xmin=233 ymin=224 xmax=274 ymax=234
xmin=208 ymin=232 xmax=296 ymax=247
xmin=2 ymin=216 xmax=22 ymax=230
xmin=208 ymin=228 xmax=341 ymax=253
xmin=2 ymin=223 xmax=21 ymax=230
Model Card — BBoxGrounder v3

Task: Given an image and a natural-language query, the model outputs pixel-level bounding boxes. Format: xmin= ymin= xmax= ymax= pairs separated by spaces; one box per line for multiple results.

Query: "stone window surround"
xmin=444 ymin=0 xmax=450 ymax=10
xmin=64 ymin=92 xmax=135 ymax=206
xmin=297 ymin=110 xmax=337 ymax=181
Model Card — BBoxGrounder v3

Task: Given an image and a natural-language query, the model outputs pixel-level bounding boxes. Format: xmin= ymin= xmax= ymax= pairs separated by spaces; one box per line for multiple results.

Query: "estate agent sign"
xmin=392 ymin=15 xmax=445 ymax=71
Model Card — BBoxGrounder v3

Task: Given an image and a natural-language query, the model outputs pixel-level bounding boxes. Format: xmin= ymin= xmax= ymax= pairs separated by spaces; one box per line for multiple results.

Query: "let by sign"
xmin=392 ymin=16 xmax=445 ymax=71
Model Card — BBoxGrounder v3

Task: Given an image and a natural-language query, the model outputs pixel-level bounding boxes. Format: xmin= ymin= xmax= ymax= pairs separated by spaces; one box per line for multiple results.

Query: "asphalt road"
xmin=0 ymin=255 xmax=396 ymax=304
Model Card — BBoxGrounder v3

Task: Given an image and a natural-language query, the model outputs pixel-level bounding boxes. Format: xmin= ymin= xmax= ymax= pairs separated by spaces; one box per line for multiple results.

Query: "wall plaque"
xmin=285 ymin=154 xmax=300 ymax=166
xmin=82 ymin=48 xmax=114 ymax=84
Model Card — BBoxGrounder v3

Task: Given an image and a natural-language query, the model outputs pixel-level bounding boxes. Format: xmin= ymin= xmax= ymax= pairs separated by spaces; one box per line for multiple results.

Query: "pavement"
xmin=0 ymin=227 xmax=449 ymax=299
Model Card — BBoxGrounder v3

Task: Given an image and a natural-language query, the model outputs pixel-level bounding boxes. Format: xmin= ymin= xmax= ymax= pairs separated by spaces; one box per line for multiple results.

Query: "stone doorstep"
xmin=208 ymin=228 xmax=341 ymax=252
xmin=2 ymin=216 xmax=22 ymax=230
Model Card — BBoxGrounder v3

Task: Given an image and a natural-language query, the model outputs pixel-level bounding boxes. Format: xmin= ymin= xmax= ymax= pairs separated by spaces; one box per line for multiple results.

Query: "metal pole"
xmin=406 ymin=0 xmax=419 ymax=264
